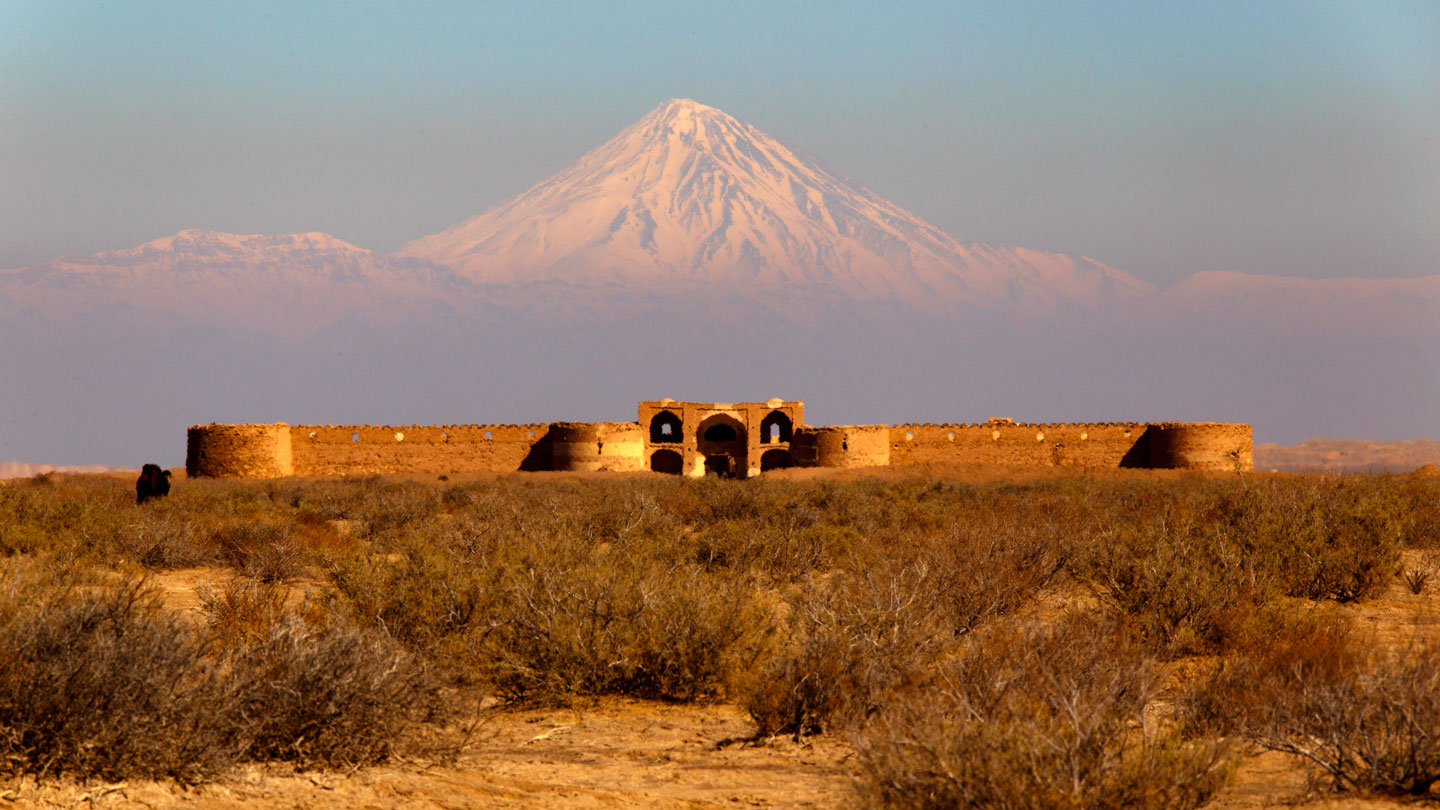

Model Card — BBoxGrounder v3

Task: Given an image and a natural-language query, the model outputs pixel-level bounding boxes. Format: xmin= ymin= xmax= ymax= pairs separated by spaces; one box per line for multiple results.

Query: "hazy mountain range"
xmin=2 ymin=99 xmax=1436 ymax=464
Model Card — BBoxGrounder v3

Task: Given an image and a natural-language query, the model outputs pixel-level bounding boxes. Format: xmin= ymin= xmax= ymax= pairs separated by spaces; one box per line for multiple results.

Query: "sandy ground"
xmin=8 ymin=556 xmax=1440 ymax=808
xmin=1 ymin=701 xmax=851 ymax=809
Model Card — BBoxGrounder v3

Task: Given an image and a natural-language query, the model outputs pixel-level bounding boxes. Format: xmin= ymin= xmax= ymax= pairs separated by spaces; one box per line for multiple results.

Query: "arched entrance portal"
xmin=650 ymin=448 xmax=683 ymax=474
xmin=696 ymin=413 xmax=747 ymax=478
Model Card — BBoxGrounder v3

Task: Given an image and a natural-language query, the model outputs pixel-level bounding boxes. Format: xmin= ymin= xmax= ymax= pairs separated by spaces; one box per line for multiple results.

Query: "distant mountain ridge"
xmin=1 ymin=229 xmax=467 ymax=333
xmin=3 ymin=99 xmax=1435 ymax=333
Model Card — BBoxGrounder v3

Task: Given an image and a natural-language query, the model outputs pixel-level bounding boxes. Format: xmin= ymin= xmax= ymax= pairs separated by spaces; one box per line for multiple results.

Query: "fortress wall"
xmin=285 ymin=423 xmax=553 ymax=476
xmin=550 ymin=422 xmax=646 ymax=472
xmin=888 ymin=423 xmax=1149 ymax=468
xmin=186 ymin=415 xmax=1253 ymax=478
xmin=793 ymin=426 xmax=891 ymax=468
xmin=1145 ymin=423 xmax=1253 ymax=471
xmin=187 ymin=424 xmax=294 ymax=478
xmin=886 ymin=422 xmax=1253 ymax=470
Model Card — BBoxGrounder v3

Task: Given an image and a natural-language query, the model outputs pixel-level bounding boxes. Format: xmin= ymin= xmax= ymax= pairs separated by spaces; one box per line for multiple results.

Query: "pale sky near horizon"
xmin=2 ymin=1 xmax=1437 ymax=286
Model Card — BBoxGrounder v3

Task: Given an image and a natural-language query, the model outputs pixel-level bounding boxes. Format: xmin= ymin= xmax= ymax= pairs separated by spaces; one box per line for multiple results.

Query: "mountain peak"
xmin=651 ymin=97 xmax=717 ymax=116
xmin=396 ymin=100 xmax=1154 ymax=312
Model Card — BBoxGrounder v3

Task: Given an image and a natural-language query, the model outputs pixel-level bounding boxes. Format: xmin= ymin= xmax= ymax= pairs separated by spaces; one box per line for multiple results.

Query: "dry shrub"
xmin=213 ymin=521 xmax=307 ymax=582
xmin=854 ymin=615 xmax=1229 ymax=810
xmin=1083 ymin=477 xmax=1406 ymax=656
xmin=1232 ymin=477 xmax=1403 ymax=602
xmin=1184 ymin=614 xmax=1440 ymax=797
xmin=327 ymin=531 xmax=764 ymax=703
xmin=741 ymin=563 xmax=948 ymax=738
xmin=226 ymin=619 xmax=437 ymax=768
xmin=1180 ymin=608 xmax=1355 ymax=738
xmin=1404 ymin=549 xmax=1440 ymax=595
xmin=1084 ymin=522 xmax=1268 ymax=656
xmin=198 ymin=577 xmax=327 ymax=649
xmin=922 ymin=521 xmax=1069 ymax=635
xmin=0 ymin=561 xmax=235 ymax=781
xmin=0 ymin=559 xmax=436 ymax=780
xmin=325 ymin=540 xmax=489 ymax=664
xmin=127 ymin=507 xmax=211 ymax=568
xmin=480 ymin=554 xmax=761 ymax=703
xmin=1397 ymin=477 xmax=1440 ymax=548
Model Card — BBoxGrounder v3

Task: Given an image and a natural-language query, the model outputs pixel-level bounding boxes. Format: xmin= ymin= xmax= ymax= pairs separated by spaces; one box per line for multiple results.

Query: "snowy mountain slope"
xmin=397 ymin=99 xmax=1155 ymax=314
xmin=1 ymin=229 xmax=468 ymax=333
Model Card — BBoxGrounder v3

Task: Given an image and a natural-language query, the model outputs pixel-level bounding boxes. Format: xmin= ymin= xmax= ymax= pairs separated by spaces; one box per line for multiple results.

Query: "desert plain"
xmin=1 ymin=463 xmax=1438 ymax=809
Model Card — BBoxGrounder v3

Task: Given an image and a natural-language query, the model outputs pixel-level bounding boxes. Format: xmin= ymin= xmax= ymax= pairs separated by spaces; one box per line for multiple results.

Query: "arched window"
xmin=650 ymin=411 xmax=682 ymax=443
xmin=760 ymin=410 xmax=792 ymax=444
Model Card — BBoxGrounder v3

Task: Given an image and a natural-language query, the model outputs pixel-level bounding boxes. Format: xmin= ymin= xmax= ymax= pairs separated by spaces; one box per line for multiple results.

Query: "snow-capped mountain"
xmin=397 ymin=99 xmax=1154 ymax=314
xmin=1 ymin=229 xmax=466 ymax=333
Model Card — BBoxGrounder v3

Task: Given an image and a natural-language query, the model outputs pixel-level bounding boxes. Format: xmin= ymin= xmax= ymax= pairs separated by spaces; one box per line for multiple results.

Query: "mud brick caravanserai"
xmin=185 ymin=399 xmax=1253 ymax=479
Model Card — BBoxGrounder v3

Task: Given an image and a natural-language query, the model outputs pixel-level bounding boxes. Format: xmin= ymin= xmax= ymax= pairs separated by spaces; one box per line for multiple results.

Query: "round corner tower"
xmin=186 ymin=423 xmax=295 ymax=478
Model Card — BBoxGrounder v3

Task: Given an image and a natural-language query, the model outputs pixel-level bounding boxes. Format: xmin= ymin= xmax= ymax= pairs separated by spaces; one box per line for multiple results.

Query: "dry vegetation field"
xmin=1 ymin=465 xmax=1438 ymax=808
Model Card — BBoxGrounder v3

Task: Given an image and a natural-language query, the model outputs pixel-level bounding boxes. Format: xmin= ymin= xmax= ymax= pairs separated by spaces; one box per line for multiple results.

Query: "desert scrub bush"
xmin=1083 ymin=517 xmax=1272 ymax=656
xmin=1083 ymin=476 xmax=1410 ymax=655
xmin=0 ymin=559 xmax=236 ymax=781
xmin=0 ymin=474 xmax=131 ymax=559
xmin=478 ymin=550 xmax=763 ymax=703
xmin=0 ymin=558 xmax=438 ymax=780
xmin=225 ymin=618 xmax=438 ymax=768
xmin=1404 ymin=548 xmax=1440 ymax=595
xmin=198 ymin=577 xmax=331 ymax=649
xmin=919 ymin=520 xmax=1070 ymax=634
xmin=212 ymin=520 xmax=308 ymax=582
xmin=741 ymin=563 xmax=950 ymax=737
xmin=1396 ymin=475 xmax=1440 ymax=548
xmin=1230 ymin=477 xmax=1403 ymax=602
xmin=325 ymin=537 xmax=492 ymax=665
xmin=327 ymin=525 xmax=765 ymax=703
xmin=1184 ymin=615 xmax=1440 ymax=797
xmin=853 ymin=615 xmax=1229 ymax=810
xmin=1179 ymin=608 xmax=1355 ymax=739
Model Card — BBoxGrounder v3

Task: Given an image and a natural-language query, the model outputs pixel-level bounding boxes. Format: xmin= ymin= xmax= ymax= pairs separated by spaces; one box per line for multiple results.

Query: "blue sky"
xmin=3 ymin=1 xmax=1437 ymax=285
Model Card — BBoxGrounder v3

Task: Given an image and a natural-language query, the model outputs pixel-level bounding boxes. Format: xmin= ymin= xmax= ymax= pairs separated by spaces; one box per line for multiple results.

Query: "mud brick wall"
xmin=286 ymin=424 xmax=553 ymax=476
xmin=887 ymin=421 xmax=1252 ymax=471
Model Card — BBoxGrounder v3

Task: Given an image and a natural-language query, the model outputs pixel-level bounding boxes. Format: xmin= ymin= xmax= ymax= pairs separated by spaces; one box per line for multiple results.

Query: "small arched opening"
xmin=650 ymin=411 xmax=683 ymax=444
xmin=650 ymin=448 xmax=683 ymax=475
xmin=760 ymin=448 xmax=793 ymax=472
xmin=760 ymin=410 xmax=792 ymax=444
